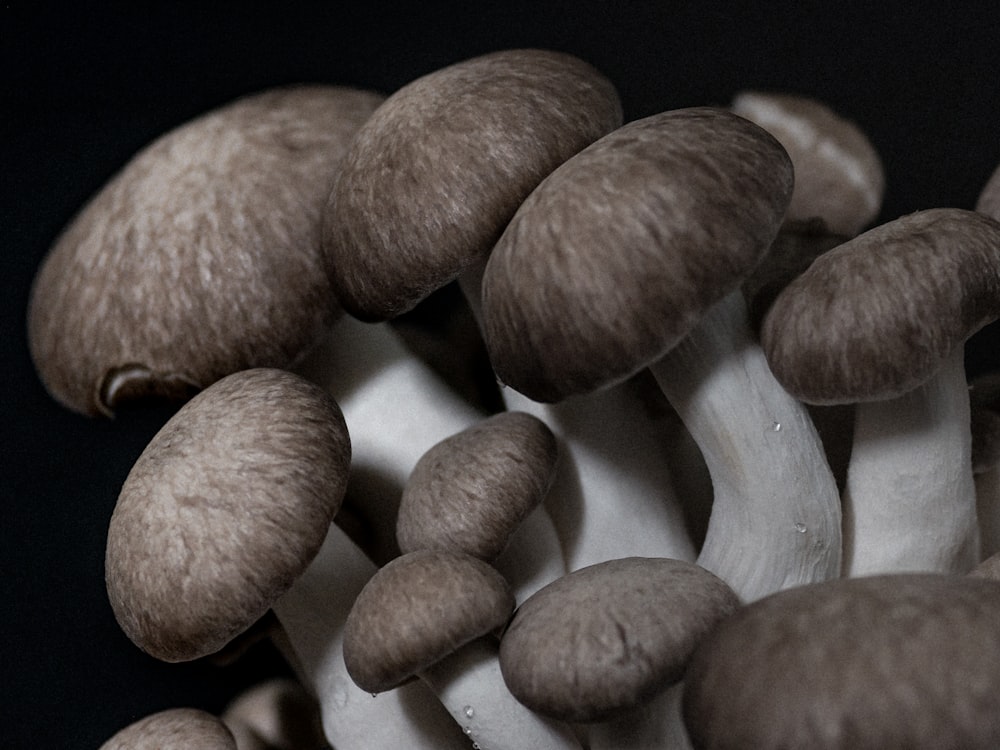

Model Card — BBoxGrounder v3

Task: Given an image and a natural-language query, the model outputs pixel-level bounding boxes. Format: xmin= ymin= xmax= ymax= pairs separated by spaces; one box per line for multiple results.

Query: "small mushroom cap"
xmin=322 ymin=48 xmax=623 ymax=322
xmin=481 ymin=107 xmax=793 ymax=403
xmin=732 ymin=90 xmax=885 ymax=236
xmin=99 ymin=708 xmax=236 ymax=750
xmin=106 ymin=368 xmax=351 ymax=662
xmin=396 ymin=411 xmax=559 ymax=560
xmin=976 ymin=163 xmax=1000 ymax=221
xmin=28 ymin=85 xmax=383 ymax=417
xmin=682 ymin=574 xmax=1000 ymax=749
xmin=761 ymin=208 xmax=1000 ymax=404
xmin=499 ymin=557 xmax=740 ymax=723
xmin=342 ymin=549 xmax=515 ymax=693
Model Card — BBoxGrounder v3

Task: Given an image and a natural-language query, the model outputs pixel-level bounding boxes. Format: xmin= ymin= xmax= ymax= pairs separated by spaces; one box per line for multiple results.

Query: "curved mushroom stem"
xmin=843 ymin=350 xmax=981 ymax=575
xmin=420 ymin=637 xmax=583 ymax=750
xmin=460 ymin=267 xmax=696 ymax=571
xmin=649 ymin=290 xmax=842 ymax=602
xmin=296 ymin=314 xmax=566 ymax=601
xmin=272 ymin=523 xmax=470 ymax=749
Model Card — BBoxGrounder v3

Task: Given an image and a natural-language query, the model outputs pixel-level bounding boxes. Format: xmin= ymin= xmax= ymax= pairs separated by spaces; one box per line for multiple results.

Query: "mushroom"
xmin=481 ymin=107 xmax=842 ymax=602
xmin=761 ymin=208 xmax=1000 ymax=575
xmin=397 ymin=410 xmax=560 ymax=589
xmin=499 ymin=557 xmax=739 ymax=749
xmin=682 ymin=573 xmax=1000 ymax=748
xmin=730 ymin=90 xmax=885 ymax=236
xmin=321 ymin=47 xmax=695 ymax=572
xmin=220 ymin=678 xmax=326 ymax=750
xmin=27 ymin=84 xmax=383 ymax=417
xmin=99 ymin=707 xmax=236 ymax=750
xmin=343 ymin=549 xmax=582 ymax=750
xmin=105 ymin=368 xmax=469 ymax=749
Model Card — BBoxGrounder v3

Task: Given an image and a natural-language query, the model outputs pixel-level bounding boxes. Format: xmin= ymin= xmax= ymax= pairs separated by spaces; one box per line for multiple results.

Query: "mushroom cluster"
xmin=26 ymin=50 xmax=1000 ymax=749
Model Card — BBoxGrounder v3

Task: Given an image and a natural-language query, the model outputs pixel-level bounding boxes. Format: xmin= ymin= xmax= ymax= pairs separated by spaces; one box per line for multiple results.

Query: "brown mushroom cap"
xmin=396 ymin=411 xmax=559 ymax=561
xmin=682 ymin=573 xmax=1000 ymax=749
xmin=499 ymin=557 xmax=740 ymax=723
xmin=322 ymin=48 xmax=623 ymax=322
xmin=99 ymin=708 xmax=236 ymax=750
xmin=976 ymin=163 xmax=1000 ymax=221
xmin=481 ymin=107 xmax=793 ymax=403
xmin=761 ymin=208 xmax=1000 ymax=404
xmin=342 ymin=549 xmax=515 ymax=693
xmin=731 ymin=90 xmax=885 ymax=236
xmin=105 ymin=368 xmax=351 ymax=662
xmin=28 ymin=85 xmax=383 ymax=417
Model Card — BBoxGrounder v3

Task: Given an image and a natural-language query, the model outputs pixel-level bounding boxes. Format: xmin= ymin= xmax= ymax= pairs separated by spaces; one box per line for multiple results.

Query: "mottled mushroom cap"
xmin=682 ymin=574 xmax=1000 ymax=749
xmin=28 ymin=85 xmax=383 ymax=417
xmin=976 ymin=163 xmax=1000 ymax=221
xmin=322 ymin=48 xmax=623 ymax=321
xmin=499 ymin=557 xmax=740 ymax=723
xmin=106 ymin=368 xmax=351 ymax=662
xmin=732 ymin=90 xmax=885 ymax=236
xmin=482 ymin=107 xmax=793 ymax=402
xmin=397 ymin=411 xmax=559 ymax=560
xmin=761 ymin=208 xmax=1000 ymax=404
xmin=99 ymin=708 xmax=236 ymax=750
xmin=342 ymin=549 xmax=515 ymax=693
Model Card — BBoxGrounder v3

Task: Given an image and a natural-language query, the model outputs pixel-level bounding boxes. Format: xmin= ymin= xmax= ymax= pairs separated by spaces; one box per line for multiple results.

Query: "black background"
xmin=4 ymin=3 xmax=1000 ymax=747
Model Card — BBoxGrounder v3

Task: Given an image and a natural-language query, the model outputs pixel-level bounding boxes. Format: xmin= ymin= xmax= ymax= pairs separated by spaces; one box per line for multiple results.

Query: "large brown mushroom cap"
xmin=396 ymin=411 xmax=559 ymax=561
xmin=761 ymin=208 xmax=1000 ymax=404
xmin=481 ymin=107 xmax=793 ymax=403
xmin=682 ymin=574 xmax=1000 ymax=749
xmin=99 ymin=708 xmax=236 ymax=750
xmin=499 ymin=557 xmax=740 ymax=723
xmin=28 ymin=85 xmax=383 ymax=417
xmin=342 ymin=549 xmax=515 ymax=693
xmin=322 ymin=48 xmax=623 ymax=321
xmin=105 ymin=368 xmax=351 ymax=662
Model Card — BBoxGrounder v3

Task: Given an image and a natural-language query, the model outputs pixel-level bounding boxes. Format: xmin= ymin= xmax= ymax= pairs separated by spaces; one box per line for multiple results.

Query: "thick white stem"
xmin=296 ymin=315 xmax=566 ymax=602
xmin=843 ymin=350 xmax=980 ymax=575
xmin=272 ymin=524 xmax=469 ymax=749
xmin=461 ymin=268 xmax=695 ymax=571
xmin=650 ymin=290 xmax=842 ymax=602
xmin=420 ymin=638 xmax=582 ymax=750
xmin=584 ymin=684 xmax=692 ymax=750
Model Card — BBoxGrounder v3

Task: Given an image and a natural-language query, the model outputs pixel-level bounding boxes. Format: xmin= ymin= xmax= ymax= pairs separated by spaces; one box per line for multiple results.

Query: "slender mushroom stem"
xmin=296 ymin=313 xmax=566 ymax=601
xmin=649 ymin=290 xmax=842 ymax=601
xmin=843 ymin=350 xmax=980 ymax=575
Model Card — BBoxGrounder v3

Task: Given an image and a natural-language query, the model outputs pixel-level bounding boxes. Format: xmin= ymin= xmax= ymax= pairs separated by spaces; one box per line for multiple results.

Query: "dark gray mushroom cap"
xmin=731 ymin=90 xmax=885 ymax=236
xmin=396 ymin=411 xmax=559 ymax=560
xmin=761 ymin=208 xmax=1000 ymax=404
xmin=682 ymin=573 xmax=1000 ymax=749
xmin=99 ymin=708 xmax=236 ymax=750
xmin=322 ymin=48 xmax=623 ymax=322
xmin=976 ymin=163 xmax=1000 ymax=221
xmin=105 ymin=369 xmax=351 ymax=662
xmin=481 ymin=107 xmax=793 ymax=403
xmin=498 ymin=557 xmax=740 ymax=723
xmin=28 ymin=85 xmax=383 ymax=417
xmin=342 ymin=549 xmax=515 ymax=693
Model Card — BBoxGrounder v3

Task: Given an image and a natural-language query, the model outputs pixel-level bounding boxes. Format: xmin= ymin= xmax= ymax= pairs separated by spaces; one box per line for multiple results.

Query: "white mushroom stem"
xmin=648 ymin=289 xmax=842 ymax=602
xmin=460 ymin=268 xmax=696 ymax=571
xmin=296 ymin=314 xmax=566 ymax=601
xmin=272 ymin=523 xmax=470 ymax=750
xmin=842 ymin=349 xmax=981 ymax=575
xmin=419 ymin=637 xmax=583 ymax=750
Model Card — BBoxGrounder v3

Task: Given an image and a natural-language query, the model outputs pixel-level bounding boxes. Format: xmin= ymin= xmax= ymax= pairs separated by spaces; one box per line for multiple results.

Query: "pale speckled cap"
xmin=99 ymin=708 xmax=236 ymax=750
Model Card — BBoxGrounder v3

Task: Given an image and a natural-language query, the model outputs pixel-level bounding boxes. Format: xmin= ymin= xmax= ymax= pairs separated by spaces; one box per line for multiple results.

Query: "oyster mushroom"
xmin=99 ymin=707 xmax=236 ymax=750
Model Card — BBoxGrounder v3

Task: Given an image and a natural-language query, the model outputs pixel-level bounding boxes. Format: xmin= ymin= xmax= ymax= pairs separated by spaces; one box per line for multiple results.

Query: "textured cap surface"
xmin=342 ymin=549 xmax=515 ymax=693
xmin=28 ymin=85 xmax=383 ymax=417
xmin=761 ymin=208 xmax=1000 ymax=404
xmin=499 ymin=557 xmax=739 ymax=722
xmin=322 ymin=48 xmax=623 ymax=321
xmin=482 ymin=107 xmax=793 ymax=402
xmin=106 ymin=368 xmax=351 ymax=662
xmin=397 ymin=411 xmax=558 ymax=560
xmin=683 ymin=574 xmax=1000 ymax=749
xmin=99 ymin=708 xmax=236 ymax=750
